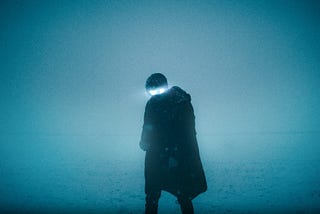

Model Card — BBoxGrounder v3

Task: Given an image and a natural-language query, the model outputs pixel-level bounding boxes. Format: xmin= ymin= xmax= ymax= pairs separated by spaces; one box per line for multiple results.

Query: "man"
xmin=140 ymin=73 xmax=207 ymax=214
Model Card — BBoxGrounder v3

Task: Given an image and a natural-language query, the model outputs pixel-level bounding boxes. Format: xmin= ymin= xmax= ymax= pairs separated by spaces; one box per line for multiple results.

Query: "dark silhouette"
xmin=140 ymin=73 xmax=207 ymax=214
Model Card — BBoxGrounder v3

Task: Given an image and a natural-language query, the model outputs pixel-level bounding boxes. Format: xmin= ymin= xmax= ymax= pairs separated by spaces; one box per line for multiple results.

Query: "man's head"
xmin=145 ymin=73 xmax=168 ymax=96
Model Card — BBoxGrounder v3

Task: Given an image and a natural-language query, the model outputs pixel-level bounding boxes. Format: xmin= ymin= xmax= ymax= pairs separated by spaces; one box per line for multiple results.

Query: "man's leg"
xmin=178 ymin=196 xmax=194 ymax=214
xmin=145 ymin=190 xmax=161 ymax=214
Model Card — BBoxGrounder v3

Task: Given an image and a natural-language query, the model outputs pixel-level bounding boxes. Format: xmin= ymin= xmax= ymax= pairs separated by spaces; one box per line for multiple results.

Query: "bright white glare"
xmin=148 ymin=87 xmax=167 ymax=96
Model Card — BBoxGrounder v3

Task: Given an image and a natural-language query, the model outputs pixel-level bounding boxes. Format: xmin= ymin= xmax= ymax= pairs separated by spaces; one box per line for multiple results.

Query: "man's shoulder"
xmin=170 ymin=86 xmax=191 ymax=103
xmin=171 ymin=86 xmax=185 ymax=93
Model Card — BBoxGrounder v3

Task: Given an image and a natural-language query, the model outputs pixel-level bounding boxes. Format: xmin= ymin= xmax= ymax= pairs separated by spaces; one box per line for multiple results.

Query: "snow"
xmin=1 ymin=133 xmax=319 ymax=213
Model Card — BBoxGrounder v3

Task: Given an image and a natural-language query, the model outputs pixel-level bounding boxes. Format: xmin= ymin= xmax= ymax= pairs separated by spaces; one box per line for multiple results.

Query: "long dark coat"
xmin=140 ymin=86 xmax=207 ymax=199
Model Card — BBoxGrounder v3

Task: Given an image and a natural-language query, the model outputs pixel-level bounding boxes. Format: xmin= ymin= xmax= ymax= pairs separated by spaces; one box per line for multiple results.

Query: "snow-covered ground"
xmin=1 ymin=133 xmax=320 ymax=213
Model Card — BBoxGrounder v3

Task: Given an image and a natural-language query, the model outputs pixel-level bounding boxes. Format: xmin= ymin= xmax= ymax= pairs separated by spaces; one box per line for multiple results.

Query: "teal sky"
xmin=1 ymin=0 xmax=319 ymax=135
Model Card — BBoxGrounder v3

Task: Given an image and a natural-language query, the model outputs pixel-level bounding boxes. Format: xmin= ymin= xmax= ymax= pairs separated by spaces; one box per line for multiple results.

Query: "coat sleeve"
xmin=178 ymin=99 xmax=197 ymax=139
xmin=139 ymin=101 xmax=153 ymax=151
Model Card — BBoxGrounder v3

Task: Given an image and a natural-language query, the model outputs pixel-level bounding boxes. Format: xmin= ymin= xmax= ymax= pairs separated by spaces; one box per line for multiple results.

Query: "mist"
xmin=1 ymin=0 xmax=320 ymax=213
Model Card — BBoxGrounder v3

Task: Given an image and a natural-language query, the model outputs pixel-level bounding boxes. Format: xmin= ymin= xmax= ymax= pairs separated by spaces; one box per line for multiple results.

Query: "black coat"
xmin=140 ymin=86 xmax=207 ymax=199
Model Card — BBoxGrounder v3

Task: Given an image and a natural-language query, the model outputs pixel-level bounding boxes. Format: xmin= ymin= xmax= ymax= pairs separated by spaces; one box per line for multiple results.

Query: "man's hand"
xmin=139 ymin=140 xmax=149 ymax=151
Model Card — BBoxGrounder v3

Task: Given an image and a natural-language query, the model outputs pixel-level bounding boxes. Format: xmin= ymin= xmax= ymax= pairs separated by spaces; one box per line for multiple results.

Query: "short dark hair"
xmin=145 ymin=73 xmax=168 ymax=90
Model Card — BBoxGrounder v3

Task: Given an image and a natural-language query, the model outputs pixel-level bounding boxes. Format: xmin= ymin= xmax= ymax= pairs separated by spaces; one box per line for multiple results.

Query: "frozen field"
xmin=1 ymin=133 xmax=320 ymax=213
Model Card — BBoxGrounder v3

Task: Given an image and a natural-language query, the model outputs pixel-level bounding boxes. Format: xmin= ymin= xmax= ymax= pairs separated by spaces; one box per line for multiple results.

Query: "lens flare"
xmin=148 ymin=87 xmax=167 ymax=96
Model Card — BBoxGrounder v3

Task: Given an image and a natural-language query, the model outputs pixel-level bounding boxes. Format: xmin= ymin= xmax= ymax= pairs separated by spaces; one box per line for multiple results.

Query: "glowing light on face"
xmin=148 ymin=87 xmax=167 ymax=96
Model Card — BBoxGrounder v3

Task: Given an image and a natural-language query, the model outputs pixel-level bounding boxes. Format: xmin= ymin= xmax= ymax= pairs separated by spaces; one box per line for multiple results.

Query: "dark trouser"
xmin=145 ymin=190 xmax=194 ymax=214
